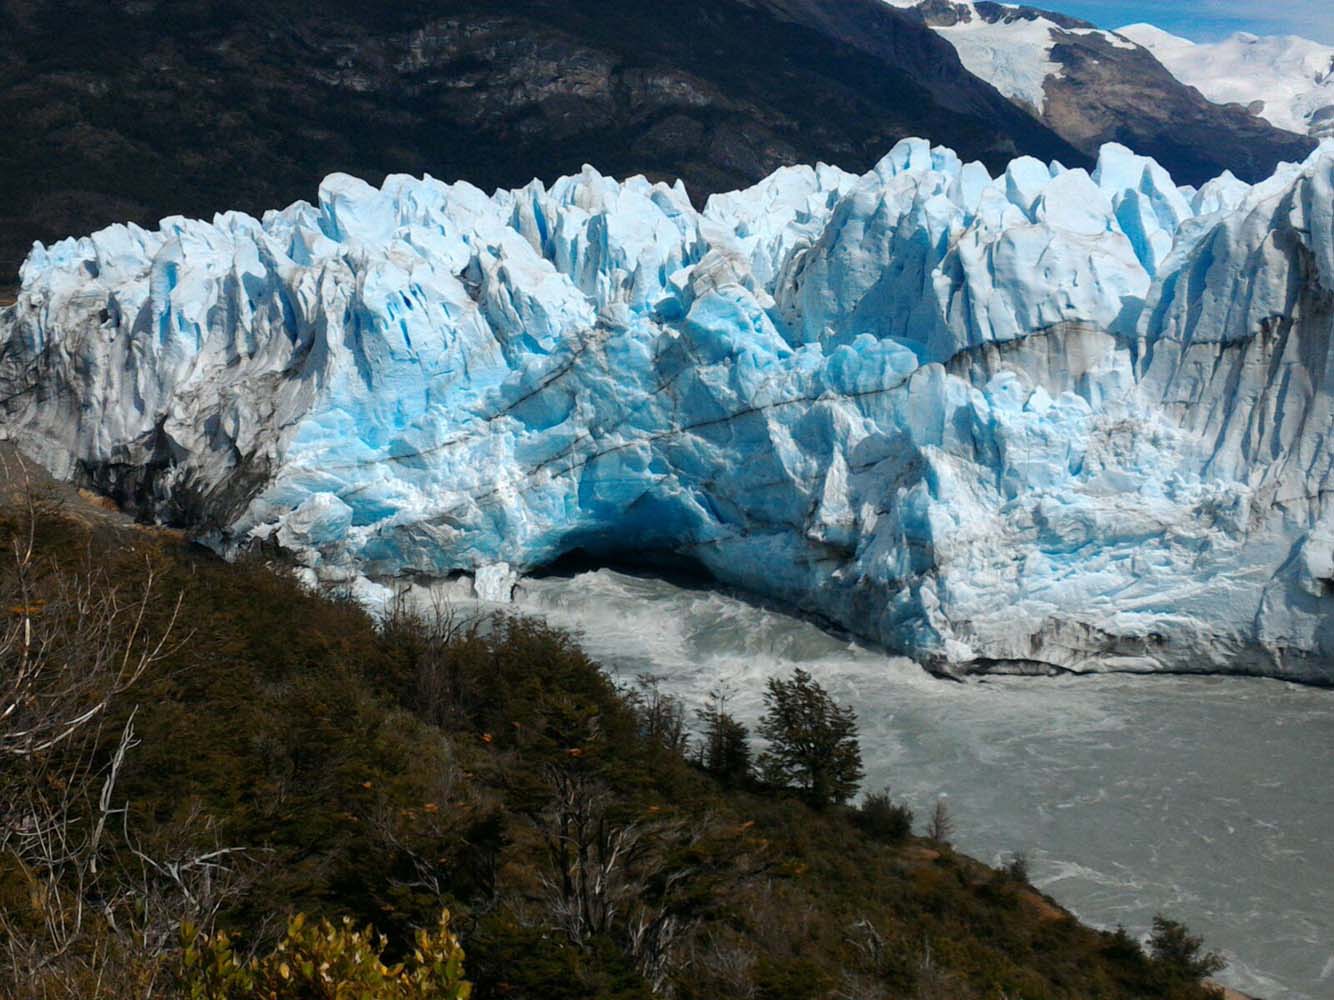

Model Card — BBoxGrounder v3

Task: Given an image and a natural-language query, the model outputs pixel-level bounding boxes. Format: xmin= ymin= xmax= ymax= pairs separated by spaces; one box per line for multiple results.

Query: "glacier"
xmin=3 ymin=137 xmax=1334 ymax=682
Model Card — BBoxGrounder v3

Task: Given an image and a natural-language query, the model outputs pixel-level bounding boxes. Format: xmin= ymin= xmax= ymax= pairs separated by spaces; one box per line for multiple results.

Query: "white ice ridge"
xmin=4 ymin=138 xmax=1334 ymax=681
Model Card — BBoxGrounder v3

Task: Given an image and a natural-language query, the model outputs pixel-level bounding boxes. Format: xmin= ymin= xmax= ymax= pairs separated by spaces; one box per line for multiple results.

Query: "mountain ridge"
xmin=889 ymin=0 xmax=1318 ymax=185
xmin=1119 ymin=21 xmax=1334 ymax=139
xmin=0 ymin=0 xmax=1083 ymax=286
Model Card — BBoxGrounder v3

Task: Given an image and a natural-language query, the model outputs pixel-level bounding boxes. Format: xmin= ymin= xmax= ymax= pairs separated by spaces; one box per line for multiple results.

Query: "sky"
xmin=1048 ymin=1 xmax=1334 ymax=44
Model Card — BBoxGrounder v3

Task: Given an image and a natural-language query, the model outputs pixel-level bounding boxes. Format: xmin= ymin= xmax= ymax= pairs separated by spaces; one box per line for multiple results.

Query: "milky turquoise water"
xmin=509 ymin=569 xmax=1334 ymax=1000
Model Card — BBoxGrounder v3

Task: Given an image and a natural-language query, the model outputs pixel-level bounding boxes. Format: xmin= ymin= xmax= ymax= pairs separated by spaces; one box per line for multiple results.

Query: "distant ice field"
xmin=509 ymin=569 xmax=1334 ymax=1000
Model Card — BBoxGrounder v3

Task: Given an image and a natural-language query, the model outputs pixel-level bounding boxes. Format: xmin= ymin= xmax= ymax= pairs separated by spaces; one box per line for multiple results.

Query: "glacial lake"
xmin=505 ymin=568 xmax=1334 ymax=1000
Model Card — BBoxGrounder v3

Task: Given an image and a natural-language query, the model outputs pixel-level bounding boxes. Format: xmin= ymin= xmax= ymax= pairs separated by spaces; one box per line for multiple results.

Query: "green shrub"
xmin=752 ymin=956 xmax=835 ymax=1000
xmin=855 ymin=788 xmax=914 ymax=844
xmin=180 ymin=910 xmax=471 ymax=999
xmin=1149 ymin=915 xmax=1226 ymax=983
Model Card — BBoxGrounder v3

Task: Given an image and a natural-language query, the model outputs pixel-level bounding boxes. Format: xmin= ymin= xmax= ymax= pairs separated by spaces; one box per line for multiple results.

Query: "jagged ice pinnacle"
xmin=4 ymin=138 xmax=1334 ymax=681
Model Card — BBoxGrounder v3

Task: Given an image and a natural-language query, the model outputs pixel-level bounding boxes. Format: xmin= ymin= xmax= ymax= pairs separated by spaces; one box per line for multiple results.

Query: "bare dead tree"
xmin=624 ymin=674 xmax=690 ymax=758
xmin=687 ymin=936 xmax=758 ymax=1000
xmin=912 ymin=938 xmax=970 ymax=1000
xmin=534 ymin=766 xmax=709 ymax=996
xmin=846 ymin=917 xmax=887 ymax=972
xmin=0 ymin=530 xmax=183 ymax=763
xmin=383 ymin=587 xmax=481 ymax=729
xmin=0 ymin=470 xmax=252 ymax=999
xmin=537 ymin=767 xmax=643 ymax=941
xmin=926 ymin=798 xmax=954 ymax=848
xmin=625 ymin=864 xmax=698 ymax=996
xmin=832 ymin=918 xmax=892 ymax=1000
xmin=127 ymin=794 xmax=260 ymax=928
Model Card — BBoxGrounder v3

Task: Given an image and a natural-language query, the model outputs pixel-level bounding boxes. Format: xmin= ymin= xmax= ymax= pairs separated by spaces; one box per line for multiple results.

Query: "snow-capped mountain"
xmin=5 ymin=140 xmax=1334 ymax=682
xmin=884 ymin=0 xmax=1134 ymax=115
xmin=888 ymin=1 xmax=1316 ymax=184
xmin=1119 ymin=23 xmax=1334 ymax=139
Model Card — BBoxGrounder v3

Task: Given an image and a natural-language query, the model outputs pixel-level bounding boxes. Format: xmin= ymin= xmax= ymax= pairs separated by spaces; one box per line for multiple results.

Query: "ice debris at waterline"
xmin=4 ymin=138 xmax=1334 ymax=681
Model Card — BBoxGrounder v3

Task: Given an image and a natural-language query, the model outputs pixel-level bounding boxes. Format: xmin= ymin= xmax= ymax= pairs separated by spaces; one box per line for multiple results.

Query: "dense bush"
xmin=1149 ymin=916 xmax=1227 ymax=984
xmin=180 ymin=911 xmax=471 ymax=999
xmin=855 ymin=788 xmax=914 ymax=844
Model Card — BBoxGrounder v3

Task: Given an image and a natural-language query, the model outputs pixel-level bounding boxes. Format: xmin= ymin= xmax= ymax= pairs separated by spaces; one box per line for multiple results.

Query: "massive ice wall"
xmin=3 ymin=138 xmax=1334 ymax=681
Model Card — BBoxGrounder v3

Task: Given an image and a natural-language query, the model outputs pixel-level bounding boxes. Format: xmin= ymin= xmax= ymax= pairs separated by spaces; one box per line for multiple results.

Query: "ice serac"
xmin=4 ymin=139 xmax=1334 ymax=682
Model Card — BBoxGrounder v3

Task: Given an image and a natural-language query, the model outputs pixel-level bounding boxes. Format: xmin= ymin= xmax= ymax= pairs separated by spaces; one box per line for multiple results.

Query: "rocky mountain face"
xmin=0 ymin=0 xmax=1083 ymax=287
xmin=894 ymin=1 xmax=1317 ymax=186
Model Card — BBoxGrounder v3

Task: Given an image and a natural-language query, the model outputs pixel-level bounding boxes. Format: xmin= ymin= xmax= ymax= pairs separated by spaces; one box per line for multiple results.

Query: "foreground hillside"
xmin=0 ymin=465 xmax=1227 ymax=999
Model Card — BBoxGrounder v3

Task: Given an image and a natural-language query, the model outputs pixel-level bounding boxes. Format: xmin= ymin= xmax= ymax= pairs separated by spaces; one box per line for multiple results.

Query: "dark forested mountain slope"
xmin=0 ymin=0 xmax=1085 ymax=284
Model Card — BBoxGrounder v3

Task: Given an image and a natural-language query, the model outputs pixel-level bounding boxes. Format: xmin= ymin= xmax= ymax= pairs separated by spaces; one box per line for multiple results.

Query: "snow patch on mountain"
xmin=4 ymin=138 xmax=1334 ymax=682
xmin=1063 ymin=27 xmax=1135 ymax=50
xmin=931 ymin=8 xmax=1064 ymax=114
xmin=1120 ymin=23 xmax=1334 ymax=138
xmin=885 ymin=1 xmax=1135 ymax=114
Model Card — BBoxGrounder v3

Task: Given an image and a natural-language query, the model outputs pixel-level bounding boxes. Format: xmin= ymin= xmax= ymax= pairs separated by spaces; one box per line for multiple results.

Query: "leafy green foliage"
xmin=1149 ymin=915 xmax=1227 ymax=983
xmin=695 ymin=689 xmax=752 ymax=787
xmin=179 ymin=910 xmax=471 ymax=999
xmin=855 ymin=788 xmax=914 ymax=844
xmin=756 ymin=668 xmax=864 ymax=809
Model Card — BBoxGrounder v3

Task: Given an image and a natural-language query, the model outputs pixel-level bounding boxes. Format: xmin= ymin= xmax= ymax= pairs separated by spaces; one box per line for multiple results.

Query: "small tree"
xmin=756 ymin=668 xmax=863 ymax=809
xmin=1104 ymin=925 xmax=1145 ymax=962
xmin=696 ymin=688 xmax=752 ymax=786
xmin=1148 ymin=915 xmax=1226 ymax=983
xmin=1003 ymin=851 xmax=1030 ymax=883
xmin=628 ymin=674 xmax=691 ymax=758
xmin=926 ymin=798 xmax=954 ymax=847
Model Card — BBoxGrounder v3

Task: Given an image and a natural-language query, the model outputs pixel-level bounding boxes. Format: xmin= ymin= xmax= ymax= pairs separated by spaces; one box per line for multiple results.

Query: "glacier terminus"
xmin=4 ymin=138 xmax=1334 ymax=683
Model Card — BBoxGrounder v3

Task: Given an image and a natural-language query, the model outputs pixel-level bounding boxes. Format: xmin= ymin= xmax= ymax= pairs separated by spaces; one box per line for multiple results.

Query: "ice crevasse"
xmin=4 ymin=138 xmax=1334 ymax=682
